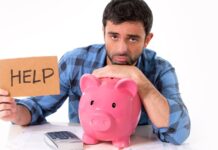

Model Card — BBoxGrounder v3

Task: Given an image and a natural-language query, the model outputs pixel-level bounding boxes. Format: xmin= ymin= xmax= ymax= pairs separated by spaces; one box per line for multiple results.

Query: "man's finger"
xmin=0 ymin=96 xmax=13 ymax=103
xmin=0 ymin=89 xmax=9 ymax=96
xmin=0 ymin=110 xmax=11 ymax=118
xmin=0 ymin=103 xmax=13 ymax=111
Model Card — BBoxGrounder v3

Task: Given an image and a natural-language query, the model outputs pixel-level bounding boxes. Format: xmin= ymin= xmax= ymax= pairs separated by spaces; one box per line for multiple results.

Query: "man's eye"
xmin=111 ymin=35 xmax=118 ymax=40
xmin=129 ymin=38 xmax=137 ymax=43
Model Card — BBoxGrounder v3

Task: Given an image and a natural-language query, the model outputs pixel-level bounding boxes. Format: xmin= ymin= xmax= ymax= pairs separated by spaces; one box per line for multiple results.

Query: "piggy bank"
xmin=79 ymin=74 xmax=141 ymax=148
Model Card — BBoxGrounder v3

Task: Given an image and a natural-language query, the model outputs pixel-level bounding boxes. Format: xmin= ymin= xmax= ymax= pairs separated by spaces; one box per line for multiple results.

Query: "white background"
xmin=0 ymin=0 xmax=218 ymax=149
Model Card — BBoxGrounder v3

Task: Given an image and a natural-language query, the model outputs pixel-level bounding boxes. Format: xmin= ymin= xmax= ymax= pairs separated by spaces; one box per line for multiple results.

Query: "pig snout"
xmin=90 ymin=112 xmax=113 ymax=132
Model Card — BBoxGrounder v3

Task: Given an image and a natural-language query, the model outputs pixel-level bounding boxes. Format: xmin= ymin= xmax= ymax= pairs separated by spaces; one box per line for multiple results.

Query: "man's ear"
xmin=144 ymin=33 xmax=153 ymax=48
xmin=102 ymin=26 xmax=106 ymax=35
xmin=102 ymin=26 xmax=106 ymax=41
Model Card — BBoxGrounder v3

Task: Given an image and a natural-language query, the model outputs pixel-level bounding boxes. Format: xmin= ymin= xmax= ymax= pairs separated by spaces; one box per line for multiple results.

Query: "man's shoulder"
xmin=66 ymin=44 xmax=104 ymax=55
xmin=143 ymin=49 xmax=170 ymax=62
xmin=142 ymin=48 xmax=173 ymax=69
xmin=60 ymin=44 xmax=105 ymax=60
xmin=143 ymin=48 xmax=157 ymax=60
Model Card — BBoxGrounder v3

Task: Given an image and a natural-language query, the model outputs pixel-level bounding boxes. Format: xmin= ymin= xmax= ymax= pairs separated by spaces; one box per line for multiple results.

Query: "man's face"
xmin=104 ymin=21 xmax=149 ymax=65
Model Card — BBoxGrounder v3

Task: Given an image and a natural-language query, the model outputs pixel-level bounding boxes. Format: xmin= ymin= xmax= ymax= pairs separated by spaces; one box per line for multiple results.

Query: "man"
xmin=0 ymin=0 xmax=190 ymax=145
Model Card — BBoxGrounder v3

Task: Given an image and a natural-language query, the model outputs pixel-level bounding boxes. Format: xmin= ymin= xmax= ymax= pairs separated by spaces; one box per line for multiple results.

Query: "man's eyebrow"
xmin=127 ymin=34 xmax=141 ymax=39
xmin=107 ymin=32 xmax=141 ymax=39
xmin=107 ymin=31 xmax=119 ymax=35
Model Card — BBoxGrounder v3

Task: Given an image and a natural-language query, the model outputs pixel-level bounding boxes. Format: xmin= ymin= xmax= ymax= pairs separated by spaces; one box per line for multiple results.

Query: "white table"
xmin=4 ymin=122 xmax=192 ymax=150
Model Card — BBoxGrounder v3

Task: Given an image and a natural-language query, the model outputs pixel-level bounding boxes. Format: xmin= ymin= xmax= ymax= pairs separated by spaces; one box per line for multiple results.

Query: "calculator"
xmin=44 ymin=131 xmax=83 ymax=150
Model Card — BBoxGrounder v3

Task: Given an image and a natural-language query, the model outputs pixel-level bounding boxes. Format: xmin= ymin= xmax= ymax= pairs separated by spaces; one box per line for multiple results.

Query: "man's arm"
xmin=0 ymin=85 xmax=69 ymax=126
xmin=13 ymin=104 xmax=32 ymax=125
xmin=137 ymin=77 xmax=170 ymax=128
xmin=151 ymin=65 xmax=191 ymax=145
xmin=0 ymin=89 xmax=31 ymax=125
xmin=93 ymin=65 xmax=170 ymax=128
xmin=93 ymin=65 xmax=190 ymax=144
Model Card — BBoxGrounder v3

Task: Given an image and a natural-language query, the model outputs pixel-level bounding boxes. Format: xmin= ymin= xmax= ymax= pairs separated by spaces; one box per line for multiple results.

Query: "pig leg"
xmin=83 ymin=133 xmax=99 ymax=144
xmin=112 ymin=137 xmax=130 ymax=148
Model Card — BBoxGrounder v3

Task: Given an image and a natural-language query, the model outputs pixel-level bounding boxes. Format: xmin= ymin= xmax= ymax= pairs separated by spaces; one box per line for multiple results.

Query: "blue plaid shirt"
xmin=16 ymin=44 xmax=190 ymax=144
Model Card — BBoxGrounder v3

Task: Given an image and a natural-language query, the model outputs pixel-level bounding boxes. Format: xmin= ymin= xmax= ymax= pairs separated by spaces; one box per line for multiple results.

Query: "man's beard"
xmin=107 ymin=53 xmax=138 ymax=65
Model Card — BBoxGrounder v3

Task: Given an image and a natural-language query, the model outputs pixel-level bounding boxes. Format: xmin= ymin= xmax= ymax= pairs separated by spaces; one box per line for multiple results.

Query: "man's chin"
xmin=112 ymin=61 xmax=129 ymax=65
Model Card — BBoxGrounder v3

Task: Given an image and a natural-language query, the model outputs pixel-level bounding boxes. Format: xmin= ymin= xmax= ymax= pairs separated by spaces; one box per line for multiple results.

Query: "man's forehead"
xmin=105 ymin=21 xmax=145 ymax=36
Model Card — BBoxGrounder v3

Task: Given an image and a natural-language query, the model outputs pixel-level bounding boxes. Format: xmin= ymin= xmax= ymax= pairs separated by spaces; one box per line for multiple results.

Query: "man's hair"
xmin=102 ymin=0 xmax=153 ymax=35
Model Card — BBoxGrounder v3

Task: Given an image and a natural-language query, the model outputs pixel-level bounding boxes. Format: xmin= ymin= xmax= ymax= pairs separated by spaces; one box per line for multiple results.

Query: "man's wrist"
xmin=12 ymin=104 xmax=31 ymax=126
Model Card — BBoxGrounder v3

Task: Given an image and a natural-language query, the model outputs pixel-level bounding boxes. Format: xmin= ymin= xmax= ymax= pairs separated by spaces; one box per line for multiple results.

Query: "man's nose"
xmin=117 ymin=40 xmax=128 ymax=54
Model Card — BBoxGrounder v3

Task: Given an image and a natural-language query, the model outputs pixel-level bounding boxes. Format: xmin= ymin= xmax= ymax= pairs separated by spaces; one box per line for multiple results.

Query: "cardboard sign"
xmin=0 ymin=56 xmax=60 ymax=97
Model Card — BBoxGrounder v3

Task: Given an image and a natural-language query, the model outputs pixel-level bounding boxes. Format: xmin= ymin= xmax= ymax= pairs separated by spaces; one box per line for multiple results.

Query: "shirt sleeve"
xmin=15 ymin=53 xmax=72 ymax=125
xmin=152 ymin=60 xmax=191 ymax=145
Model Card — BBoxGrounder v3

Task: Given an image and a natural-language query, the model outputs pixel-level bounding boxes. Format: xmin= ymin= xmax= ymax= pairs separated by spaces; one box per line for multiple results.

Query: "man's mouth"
xmin=113 ymin=56 xmax=129 ymax=64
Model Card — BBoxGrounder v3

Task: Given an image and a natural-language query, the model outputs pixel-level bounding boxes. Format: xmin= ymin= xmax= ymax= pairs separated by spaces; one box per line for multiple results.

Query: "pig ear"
xmin=80 ymin=74 xmax=100 ymax=92
xmin=115 ymin=79 xmax=138 ymax=96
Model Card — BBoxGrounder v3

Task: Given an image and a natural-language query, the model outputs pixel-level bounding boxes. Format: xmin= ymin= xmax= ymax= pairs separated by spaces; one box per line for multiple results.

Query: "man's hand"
xmin=92 ymin=65 xmax=153 ymax=96
xmin=92 ymin=65 xmax=148 ymax=87
xmin=0 ymin=88 xmax=31 ymax=125
xmin=0 ymin=89 xmax=17 ymax=122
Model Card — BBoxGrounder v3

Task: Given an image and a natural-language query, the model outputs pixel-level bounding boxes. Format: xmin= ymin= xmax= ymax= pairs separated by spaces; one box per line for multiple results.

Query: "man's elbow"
xmin=167 ymin=126 xmax=191 ymax=145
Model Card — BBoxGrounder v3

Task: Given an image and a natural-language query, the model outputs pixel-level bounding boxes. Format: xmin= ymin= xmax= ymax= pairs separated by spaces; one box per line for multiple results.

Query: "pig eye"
xmin=90 ymin=100 xmax=94 ymax=105
xmin=112 ymin=102 xmax=116 ymax=108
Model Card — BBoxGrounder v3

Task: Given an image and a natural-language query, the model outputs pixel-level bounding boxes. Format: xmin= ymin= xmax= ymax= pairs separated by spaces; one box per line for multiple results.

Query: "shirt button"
xmin=168 ymin=128 xmax=176 ymax=133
